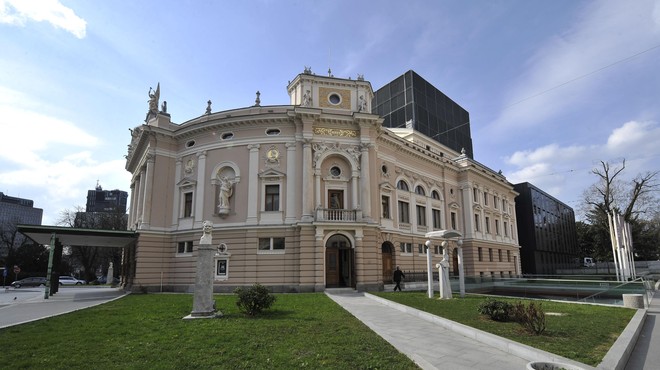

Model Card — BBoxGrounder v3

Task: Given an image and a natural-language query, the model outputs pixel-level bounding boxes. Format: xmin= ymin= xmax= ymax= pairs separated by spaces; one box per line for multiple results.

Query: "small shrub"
xmin=477 ymin=299 xmax=513 ymax=321
xmin=512 ymin=301 xmax=546 ymax=335
xmin=234 ymin=283 xmax=276 ymax=316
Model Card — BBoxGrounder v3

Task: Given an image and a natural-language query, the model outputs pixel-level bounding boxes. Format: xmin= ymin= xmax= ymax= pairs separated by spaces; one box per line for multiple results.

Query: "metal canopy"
xmin=425 ymin=230 xmax=463 ymax=239
xmin=17 ymin=224 xmax=137 ymax=248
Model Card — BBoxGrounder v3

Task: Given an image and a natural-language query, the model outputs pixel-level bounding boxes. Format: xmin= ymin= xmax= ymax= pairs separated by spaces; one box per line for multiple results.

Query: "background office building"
xmin=514 ymin=182 xmax=579 ymax=275
xmin=0 ymin=192 xmax=43 ymax=263
xmin=372 ymin=70 xmax=473 ymax=159
xmin=86 ymin=183 xmax=128 ymax=213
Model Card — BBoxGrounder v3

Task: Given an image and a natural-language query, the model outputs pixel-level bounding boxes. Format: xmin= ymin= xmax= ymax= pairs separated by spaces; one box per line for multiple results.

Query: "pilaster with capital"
xmin=360 ymin=143 xmax=373 ymax=221
xmin=301 ymin=140 xmax=314 ymax=222
xmin=194 ymin=151 xmax=207 ymax=227
xmin=140 ymin=154 xmax=155 ymax=229
xmin=246 ymin=144 xmax=260 ymax=224
xmin=285 ymin=142 xmax=297 ymax=223
xmin=171 ymin=158 xmax=183 ymax=227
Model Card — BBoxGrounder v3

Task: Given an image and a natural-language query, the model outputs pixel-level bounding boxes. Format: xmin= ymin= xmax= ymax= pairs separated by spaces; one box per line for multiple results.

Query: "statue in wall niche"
xmin=302 ymin=90 xmax=312 ymax=107
xmin=358 ymin=95 xmax=367 ymax=112
xmin=217 ymin=176 xmax=233 ymax=214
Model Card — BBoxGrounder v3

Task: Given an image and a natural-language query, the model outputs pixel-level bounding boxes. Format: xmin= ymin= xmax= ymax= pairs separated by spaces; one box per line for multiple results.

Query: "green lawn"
xmin=0 ymin=292 xmax=638 ymax=368
xmin=373 ymin=292 xmax=636 ymax=366
xmin=0 ymin=294 xmax=418 ymax=370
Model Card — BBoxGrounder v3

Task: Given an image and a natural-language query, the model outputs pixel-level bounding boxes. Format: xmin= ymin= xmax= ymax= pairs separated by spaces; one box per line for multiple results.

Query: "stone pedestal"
xmin=184 ymin=221 xmax=221 ymax=319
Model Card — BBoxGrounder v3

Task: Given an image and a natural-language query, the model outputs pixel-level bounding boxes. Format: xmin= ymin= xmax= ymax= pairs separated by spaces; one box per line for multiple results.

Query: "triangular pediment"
xmin=258 ymin=168 xmax=286 ymax=179
xmin=177 ymin=177 xmax=197 ymax=188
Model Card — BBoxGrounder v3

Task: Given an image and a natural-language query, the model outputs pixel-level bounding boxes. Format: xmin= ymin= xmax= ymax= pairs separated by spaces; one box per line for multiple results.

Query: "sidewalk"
xmin=326 ymin=290 xmax=594 ymax=370
xmin=0 ymin=286 xmax=127 ymax=329
xmin=624 ymin=291 xmax=660 ymax=370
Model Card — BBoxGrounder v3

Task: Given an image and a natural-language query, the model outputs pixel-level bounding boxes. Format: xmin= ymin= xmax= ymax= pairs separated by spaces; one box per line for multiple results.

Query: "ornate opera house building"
xmin=124 ymin=69 xmax=521 ymax=292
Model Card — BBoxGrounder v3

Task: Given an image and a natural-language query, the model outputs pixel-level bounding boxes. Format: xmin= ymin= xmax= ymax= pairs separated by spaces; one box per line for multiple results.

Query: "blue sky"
xmin=1 ymin=0 xmax=659 ymax=225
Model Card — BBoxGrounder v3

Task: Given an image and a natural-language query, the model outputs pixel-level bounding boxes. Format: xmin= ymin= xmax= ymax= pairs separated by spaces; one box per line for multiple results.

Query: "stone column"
xmin=285 ymin=142 xmax=297 ymax=223
xmin=246 ymin=144 xmax=260 ymax=225
xmin=129 ymin=181 xmax=137 ymax=229
xmin=171 ymin=158 xmax=182 ymax=227
xmin=301 ymin=140 xmax=314 ymax=222
xmin=360 ymin=143 xmax=371 ymax=221
xmin=187 ymin=221 xmax=220 ymax=319
xmin=194 ymin=151 xmax=206 ymax=228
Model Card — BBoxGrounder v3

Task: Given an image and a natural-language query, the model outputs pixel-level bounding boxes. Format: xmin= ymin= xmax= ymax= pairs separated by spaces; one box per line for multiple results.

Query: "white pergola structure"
xmin=425 ymin=230 xmax=465 ymax=298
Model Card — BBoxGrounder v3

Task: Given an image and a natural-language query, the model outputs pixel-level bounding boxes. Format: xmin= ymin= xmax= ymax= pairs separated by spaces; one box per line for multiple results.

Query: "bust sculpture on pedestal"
xmin=185 ymin=220 xmax=221 ymax=319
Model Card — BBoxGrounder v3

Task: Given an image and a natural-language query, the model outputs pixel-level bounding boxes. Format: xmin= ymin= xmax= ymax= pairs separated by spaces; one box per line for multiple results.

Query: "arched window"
xmin=431 ymin=190 xmax=441 ymax=200
xmin=397 ymin=180 xmax=409 ymax=191
xmin=415 ymin=185 xmax=426 ymax=196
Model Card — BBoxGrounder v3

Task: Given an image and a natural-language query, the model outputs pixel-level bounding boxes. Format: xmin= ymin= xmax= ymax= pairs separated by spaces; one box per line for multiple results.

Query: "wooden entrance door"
xmin=382 ymin=243 xmax=393 ymax=283
xmin=326 ymin=247 xmax=340 ymax=287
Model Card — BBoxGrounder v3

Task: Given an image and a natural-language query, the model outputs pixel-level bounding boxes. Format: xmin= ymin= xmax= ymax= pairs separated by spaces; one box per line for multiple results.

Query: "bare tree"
xmin=584 ymin=159 xmax=659 ymax=222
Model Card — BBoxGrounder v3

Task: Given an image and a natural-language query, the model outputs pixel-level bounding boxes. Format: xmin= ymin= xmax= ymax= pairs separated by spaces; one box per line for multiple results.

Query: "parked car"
xmin=11 ymin=277 xmax=47 ymax=288
xmin=94 ymin=276 xmax=120 ymax=285
xmin=59 ymin=275 xmax=84 ymax=285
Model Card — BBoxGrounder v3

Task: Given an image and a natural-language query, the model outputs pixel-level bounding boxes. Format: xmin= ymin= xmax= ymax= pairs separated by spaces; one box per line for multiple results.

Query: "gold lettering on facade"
xmin=313 ymin=127 xmax=358 ymax=137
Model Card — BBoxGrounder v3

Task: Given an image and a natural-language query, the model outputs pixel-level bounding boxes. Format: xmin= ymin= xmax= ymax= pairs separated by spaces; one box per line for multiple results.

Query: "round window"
xmin=186 ymin=140 xmax=195 ymax=148
xmin=381 ymin=164 xmax=388 ymax=174
xmin=330 ymin=166 xmax=341 ymax=176
xmin=221 ymin=132 xmax=233 ymax=140
xmin=328 ymin=93 xmax=341 ymax=105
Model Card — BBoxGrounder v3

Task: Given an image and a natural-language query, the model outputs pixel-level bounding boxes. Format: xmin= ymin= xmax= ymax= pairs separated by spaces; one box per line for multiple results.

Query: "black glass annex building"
xmin=372 ymin=70 xmax=473 ymax=158
xmin=514 ymin=182 xmax=579 ymax=275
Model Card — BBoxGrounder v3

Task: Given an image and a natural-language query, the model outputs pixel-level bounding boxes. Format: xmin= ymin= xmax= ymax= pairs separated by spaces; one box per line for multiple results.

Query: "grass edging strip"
xmin=598 ymin=308 xmax=646 ymax=370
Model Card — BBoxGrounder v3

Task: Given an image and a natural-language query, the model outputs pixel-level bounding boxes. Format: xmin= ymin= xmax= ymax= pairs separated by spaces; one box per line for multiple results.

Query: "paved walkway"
xmin=0 ymin=286 xmax=127 ymax=329
xmin=624 ymin=291 xmax=660 ymax=370
xmin=326 ymin=290 xmax=593 ymax=370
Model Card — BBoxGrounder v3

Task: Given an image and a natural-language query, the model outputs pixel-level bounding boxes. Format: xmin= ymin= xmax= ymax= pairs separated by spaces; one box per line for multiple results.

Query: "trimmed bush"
xmin=512 ymin=301 xmax=546 ymax=335
xmin=234 ymin=283 xmax=276 ymax=316
xmin=477 ymin=299 xmax=513 ymax=322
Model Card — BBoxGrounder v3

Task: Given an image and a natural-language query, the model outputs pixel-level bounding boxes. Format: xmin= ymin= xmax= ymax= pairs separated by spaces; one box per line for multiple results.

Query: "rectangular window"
xmin=416 ymin=205 xmax=426 ymax=226
xmin=417 ymin=243 xmax=428 ymax=254
xmin=434 ymin=245 xmax=443 ymax=255
xmin=494 ymin=196 xmax=499 ymax=209
xmin=498 ymin=249 xmax=502 ymax=262
xmin=507 ymin=250 xmax=511 ymax=262
xmin=474 ymin=214 xmax=480 ymax=231
xmin=504 ymin=222 xmax=508 ymax=236
xmin=264 ymin=184 xmax=280 ymax=211
xmin=398 ymin=201 xmax=410 ymax=223
xmin=177 ymin=241 xmax=193 ymax=254
xmin=259 ymin=237 xmax=285 ymax=251
xmin=183 ymin=192 xmax=193 ymax=217
xmin=488 ymin=248 xmax=493 ymax=262
xmin=381 ymin=195 xmax=390 ymax=219
xmin=473 ymin=188 xmax=478 ymax=202
xmin=432 ymin=209 xmax=441 ymax=229
xmin=478 ymin=247 xmax=483 ymax=262
xmin=484 ymin=193 xmax=488 ymax=206
xmin=400 ymin=242 xmax=412 ymax=253
xmin=450 ymin=212 xmax=457 ymax=230
xmin=485 ymin=216 xmax=490 ymax=233
xmin=495 ymin=219 xmax=500 ymax=235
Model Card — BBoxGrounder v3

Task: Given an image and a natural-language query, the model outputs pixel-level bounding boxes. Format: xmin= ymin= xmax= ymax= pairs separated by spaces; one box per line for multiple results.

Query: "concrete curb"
xmin=365 ymin=293 xmax=595 ymax=370
xmin=597 ymin=308 xmax=646 ymax=370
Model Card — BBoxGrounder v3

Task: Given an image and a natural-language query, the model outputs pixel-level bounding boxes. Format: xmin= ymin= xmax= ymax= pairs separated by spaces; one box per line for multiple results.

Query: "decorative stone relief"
xmin=184 ymin=158 xmax=195 ymax=174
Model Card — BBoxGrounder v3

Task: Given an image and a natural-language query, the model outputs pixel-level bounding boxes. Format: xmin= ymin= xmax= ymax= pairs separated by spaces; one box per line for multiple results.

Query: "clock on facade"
xmin=267 ymin=148 xmax=279 ymax=161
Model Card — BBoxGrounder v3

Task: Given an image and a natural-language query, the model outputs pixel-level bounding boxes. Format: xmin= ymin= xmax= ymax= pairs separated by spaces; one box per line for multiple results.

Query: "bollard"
xmin=622 ymin=294 xmax=645 ymax=309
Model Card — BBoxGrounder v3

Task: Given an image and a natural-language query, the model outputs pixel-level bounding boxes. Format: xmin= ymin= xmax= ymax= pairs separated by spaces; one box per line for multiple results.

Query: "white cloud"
xmin=504 ymin=119 xmax=660 ymax=204
xmin=494 ymin=0 xmax=660 ymax=129
xmin=0 ymin=0 xmax=86 ymax=38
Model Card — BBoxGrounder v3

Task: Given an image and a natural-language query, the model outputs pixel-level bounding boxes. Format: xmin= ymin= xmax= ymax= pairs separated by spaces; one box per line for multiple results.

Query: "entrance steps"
xmin=324 ymin=287 xmax=356 ymax=295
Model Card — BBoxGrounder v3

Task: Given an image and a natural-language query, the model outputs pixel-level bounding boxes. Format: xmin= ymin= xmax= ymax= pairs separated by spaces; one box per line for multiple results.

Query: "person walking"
xmin=393 ymin=266 xmax=405 ymax=291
